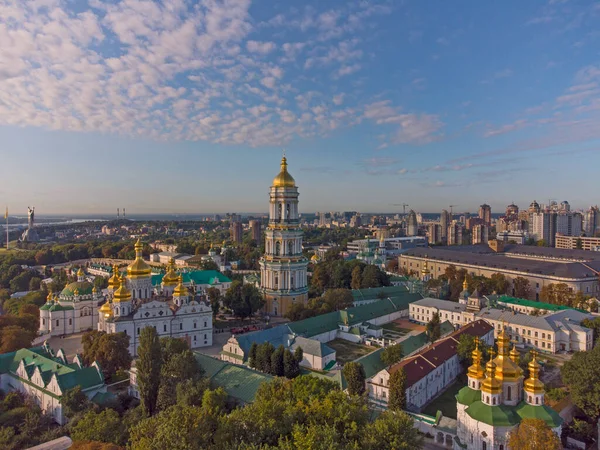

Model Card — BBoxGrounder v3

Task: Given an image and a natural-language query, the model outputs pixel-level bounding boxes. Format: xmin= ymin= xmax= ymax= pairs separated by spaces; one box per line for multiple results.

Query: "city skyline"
xmin=1 ymin=1 xmax=600 ymax=213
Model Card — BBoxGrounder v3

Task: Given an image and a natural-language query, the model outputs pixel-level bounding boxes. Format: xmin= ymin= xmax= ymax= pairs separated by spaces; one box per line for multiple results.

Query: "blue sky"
xmin=1 ymin=0 xmax=599 ymax=215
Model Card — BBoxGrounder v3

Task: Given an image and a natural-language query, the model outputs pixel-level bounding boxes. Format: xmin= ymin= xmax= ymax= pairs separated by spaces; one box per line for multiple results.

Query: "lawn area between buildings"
xmin=381 ymin=323 xmax=412 ymax=334
xmin=327 ymin=339 xmax=375 ymax=365
xmin=421 ymin=379 xmax=464 ymax=420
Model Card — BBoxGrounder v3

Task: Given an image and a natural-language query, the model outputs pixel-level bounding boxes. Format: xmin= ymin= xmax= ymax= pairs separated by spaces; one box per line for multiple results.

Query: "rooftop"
xmin=496 ymin=295 xmax=584 ymax=313
xmin=411 ymin=297 xmax=467 ymax=313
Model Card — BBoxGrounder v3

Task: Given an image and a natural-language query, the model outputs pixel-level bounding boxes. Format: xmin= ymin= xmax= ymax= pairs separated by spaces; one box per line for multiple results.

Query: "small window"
xmin=204 ymin=334 xmax=207 ymax=339
xmin=56 ymin=320 xmax=59 ymax=326
xmin=137 ymin=328 xmax=140 ymax=335
xmin=204 ymin=321 xmax=207 ymax=328
xmin=194 ymin=335 xmax=197 ymax=342
xmin=163 ymin=324 xmax=167 ymax=332
xmin=194 ymin=322 xmax=197 ymax=329
xmin=69 ymin=318 xmax=72 ymax=325
xmin=180 ymin=323 xmax=183 ymax=330
xmin=535 ymin=397 xmax=539 ymax=405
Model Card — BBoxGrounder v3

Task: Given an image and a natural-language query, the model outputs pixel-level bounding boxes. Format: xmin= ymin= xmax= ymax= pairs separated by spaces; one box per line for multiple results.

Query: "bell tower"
xmin=259 ymin=156 xmax=309 ymax=316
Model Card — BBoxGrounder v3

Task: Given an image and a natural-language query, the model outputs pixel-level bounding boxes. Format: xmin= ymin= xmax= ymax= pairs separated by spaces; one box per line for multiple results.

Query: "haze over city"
xmin=1 ymin=0 xmax=599 ymax=214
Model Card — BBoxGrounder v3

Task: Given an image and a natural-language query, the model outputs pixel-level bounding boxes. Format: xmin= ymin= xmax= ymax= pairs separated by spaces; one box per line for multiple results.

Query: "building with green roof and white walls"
xmin=0 ymin=342 xmax=109 ymax=425
xmin=39 ymin=268 xmax=103 ymax=337
xmin=455 ymin=325 xmax=562 ymax=450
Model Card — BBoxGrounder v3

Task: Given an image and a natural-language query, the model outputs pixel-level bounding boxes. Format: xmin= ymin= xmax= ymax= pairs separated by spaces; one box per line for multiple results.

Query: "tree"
xmin=388 ymin=368 xmax=407 ymax=411
xmin=0 ymin=325 xmax=35 ymax=353
xmin=223 ymin=280 xmax=265 ymax=320
xmin=540 ymin=283 xmax=574 ymax=306
xmin=206 ymin=287 xmax=221 ymax=317
xmin=361 ymin=265 xmax=382 ymax=288
xmin=537 ymin=239 xmax=547 ymax=247
xmin=28 ymin=277 xmax=41 ymax=291
xmin=457 ymin=334 xmax=489 ymax=366
xmin=19 ymin=303 xmax=39 ymax=318
xmin=513 ymin=277 xmax=532 ymax=299
xmin=70 ymin=409 xmax=128 ymax=446
xmin=350 ymin=266 xmax=362 ymax=290
xmin=254 ymin=342 xmax=275 ymax=374
xmin=81 ymin=331 xmax=131 ymax=379
xmin=576 ymin=238 xmax=583 ymax=250
xmin=157 ymin=349 xmax=201 ymax=410
xmin=270 ymin=345 xmax=285 ymax=376
xmin=507 ymin=418 xmax=561 ymax=450
xmin=362 ymin=411 xmax=422 ymax=450
xmin=426 ymin=312 xmax=441 ymax=342
xmin=70 ymin=442 xmax=124 ymax=450
xmin=343 ymin=362 xmax=366 ymax=396
xmin=582 ymin=317 xmax=600 ymax=344
xmin=201 ymin=387 xmax=228 ymax=415
xmin=322 ymin=288 xmax=354 ymax=311
xmin=284 ymin=348 xmax=301 ymax=378
xmin=381 ymin=344 xmax=402 ymax=367
xmin=561 ymin=343 xmax=600 ymax=421
xmin=136 ymin=326 xmax=162 ymax=417
xmin=62 ymin=386 xmax=91 ymax=418
xmin=490 ymin=273 xmax=509 ymax=294
xmin=248 ymin=342 xmax=258 ymax=368
xmin=176 ymin=378 xmax=210 ymax=407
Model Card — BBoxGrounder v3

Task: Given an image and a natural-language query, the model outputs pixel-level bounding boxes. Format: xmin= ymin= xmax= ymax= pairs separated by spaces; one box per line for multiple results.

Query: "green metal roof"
xmin=398 ymin=321 xmax=453 ymax=357
xmin=49 ymin=303 xmax=74 ymax=312
xmin=91 ymin=391 xmax=115 ymax=405
xmin=194 ymin=353 xmax=272 ymax=404
xmin=515 ymin=402 xmax=563 ymax=428
xmin=465 ymin=401 xmax=520 ymax=427
xmin=61 ymin=281 xmax=94 ymax=297
xmin=354 ymin=347 xmax=386 ymax=379
xmin=456 ymin=387 xmax=481 ymax=406
xmin=497 ymin=295 xmax=580 ymax=312
xmin=351 ymin=285 xmax=410 ymax=302
xmin=151 ymin=270 xmax=231 ymax=286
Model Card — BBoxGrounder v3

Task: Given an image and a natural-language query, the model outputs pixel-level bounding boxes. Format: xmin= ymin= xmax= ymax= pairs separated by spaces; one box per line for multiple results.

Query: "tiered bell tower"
xmin=259 ymin=156 xmax=308 ymax=316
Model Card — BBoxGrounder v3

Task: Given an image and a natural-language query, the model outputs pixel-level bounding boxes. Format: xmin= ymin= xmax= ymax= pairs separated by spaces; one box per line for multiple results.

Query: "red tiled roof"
xmin=389 ymin=355 xmax=436 ymax=389
xmin=449 ymin=319 xmax=494 ymax=341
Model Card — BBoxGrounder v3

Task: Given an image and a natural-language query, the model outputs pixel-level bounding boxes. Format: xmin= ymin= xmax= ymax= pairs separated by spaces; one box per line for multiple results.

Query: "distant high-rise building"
xmin=440 ymin=209 xmax=449 ymax=242
xmin=556 ymin=212 xmax=582 ymax=238
xmin=407 ymin=210 xmax=418 ymax=236
xmin=584 ymin=206 xmax=599 ymax=237
xmin=479 ymin=204 xmax=491 ymax=226
xmin=249 ymin=220 xmax=262 ymax=244
xmin=559 ymin=201 xmax=571 ymax=212
xmin=230 ymin=215 xmax=243 ymax=244
xmin=506 ymin=203 xmax=519 ymax=219
xmin=472 ymin=224 xmax=489 ymax=245
xmin=448 ymin=221 xmax=463 ymax=246
xmin=532 ymin=212 xmax=557 ymax=246
xmin=427 ymin=223 xmax=441 ymax=244
xmin=528 ymin=200 xmax=541 ymax=214
xmin=350 ymin=214 xmax=362 ymax=228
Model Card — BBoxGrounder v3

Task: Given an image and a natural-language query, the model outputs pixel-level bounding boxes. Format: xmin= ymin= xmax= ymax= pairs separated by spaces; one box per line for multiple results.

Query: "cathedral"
xmin=259 ymin=156 xmax=309 ymax=317
xmin=98 ymin=239 xmax=212 ymax=355
xmin=455 ymin=326 xmax=562 ymax=450
xmin=39 ymin=268 xmax=103 ymax=336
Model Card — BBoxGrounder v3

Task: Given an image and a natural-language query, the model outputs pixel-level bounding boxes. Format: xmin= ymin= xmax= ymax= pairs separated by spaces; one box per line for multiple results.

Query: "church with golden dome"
xmin=259 ymin=156 xmax=309 ymax=316
xmin=455 ymin=325 xmax=562 ymax=450
xmin=98 ymin=240 xmax=213 ymax=356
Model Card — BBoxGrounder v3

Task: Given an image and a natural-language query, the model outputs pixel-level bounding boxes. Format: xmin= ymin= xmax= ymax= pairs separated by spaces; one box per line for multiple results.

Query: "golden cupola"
xmin=108 ymin=265 xmax=120 ymax=289
xmin=481 ymin=352 xmax=502 ymax=394
xmin=272 ymin=156 xmax=296 ymax=188
xmin=467 ymin=338 xmax=486 ymax=383
xmin=99 ymin=299 xmax=113 ymax=317
xmin=509 ymin=344 xmax=520 ymax=365
xmin=524 ymin=351 xmax=545 ymax=395
xmin=492 ymin=324 xmax=522 ymax=381
xmin=463 ymin=277 xmax=468 ymax=291
xmin=162 ymin=258 xmax=179 ymax=286
xmin=127 ymin=239 xmax=152 ymax=279
xmin=173 ymin=274 xmax=189 ymax=297
xmin=113 ymin=274 xmax=132 ymax=303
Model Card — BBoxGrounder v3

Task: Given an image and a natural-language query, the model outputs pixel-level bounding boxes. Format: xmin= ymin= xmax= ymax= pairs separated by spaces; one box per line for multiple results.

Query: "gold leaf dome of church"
xmin=127 ymin=239 xmax=152 ymax=278
xmin=272 ymin=157 xmax=296 ymax=188
xmin=108 ymin=265 xmax=121 ymax=288
xmin=492 ymin=325 xmax=522 ymax=381
xmin=162 ymin=258 xmax=179 ymax=286
xmin=99 ymin=300 xmax=113 ymax=317
xmin=113 ymin=275 xmax=132 ymax=303
xmin=173 ymin=274 xmax=189 ymax=297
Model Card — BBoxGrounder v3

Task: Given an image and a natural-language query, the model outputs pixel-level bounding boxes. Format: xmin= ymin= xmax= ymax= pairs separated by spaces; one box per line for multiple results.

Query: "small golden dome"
xmin=493 ymin=323 xmax=522 ymax=381
xmin=524 ymin=351 xmax=545 ymax=394
xmin=481 ymin=352 xmax=502 ymax=394
xmin=108 ymin=265 xmax=120 ymax=288
xmin=162 ymin=258 xmax=179 ymax=286
xmin=509 ymin=344 xmax=520 ymax=365
xmin=46 ymin=291 xmax=53 ymax=302
xmin=463 ymin=277 xmax=468 ymax=291
xmin=272 ymin=157 xmax=296 ymax=188
xmin=127 ymin=239 xmax=151 ymax=278
xmin=99 ymin=300 xmax=112 ymax=317
xmin=311 ymin=254 xmax=320 ymax=261
xmin=113 ymin=275 xmax=132 ymax=303
xmin=77 ymin=267 xmax=85 ymax=277
xmin=173 ymin=274 xmax=188 ymax=297
xmin=92 ymin=285 xmax=97 ymax=294
xmin=467 ymin=339 xmax=486 ymax=381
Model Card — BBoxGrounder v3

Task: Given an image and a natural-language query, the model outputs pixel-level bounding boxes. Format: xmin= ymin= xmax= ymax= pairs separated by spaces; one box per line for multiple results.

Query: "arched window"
xmin=288 ymin=241 xmax=293 ymax=255
xmin=145 ymin=289 xmax=148 ymax=298
xmin=535 ymin=397 xmax=539 ymax=405
xmin=493 ymin=397 xmax=496 ymax=405
xmin=278 ymin=204 xmax=282 ymax=220
xmin=139 ymin=289 xmax=142 ymax=299
xmin=486 ymin=396 xmax=489 ymax=404
xmin=528 ymin=395 xmax=532 ymax=403
xmin=276 ymin=241 xmax=281 ymax=256
xmin=286 ymin=203 xmax=290 ymax=219
xmin=291 ymin=276 xmax=295 ymax=289
xmin=507 ymin=386 xmax=511 ymax=401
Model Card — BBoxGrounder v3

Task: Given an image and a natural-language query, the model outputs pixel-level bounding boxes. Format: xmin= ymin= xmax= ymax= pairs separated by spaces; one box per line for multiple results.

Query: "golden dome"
xmin=113 ymin=275 xmax=132 ymax=303
xmin=127 ymin=239 xmax=151 ymax=279
xmin=92 ymin=285 xmax=98 ymax=294
xmin=99 ymin=300 xmax=113 ymax=317
xmin=108 ymin=265 xmax=120 ymax=288
xmin=509 ymin=344 xmax=520 ymax=365
xmin=467 ymin=338 xmax=486 ymax=381
xmin=173 ymin=274 xmax=189 ymax=297
xmin=272 ymin=157 xmax=296 ymax=188
xmin=493 ymin=324 xmax=522 ymax=381
xmin=311 ymin=254 xmax=320 ymax=261
xmin=46 ymin=291 xmax=53 ymax=302
xmin=77 ymin=267 xmax=85 ymax=277
xmin=481 ymin=352 xmax=502 ymax=394
xmin=463 ymin=277 xmax=468 ymax=291
xmin=162 ymin=258 xmax=179 ymax=286
xmin=524 ymin=351 xmax=545 ymax=395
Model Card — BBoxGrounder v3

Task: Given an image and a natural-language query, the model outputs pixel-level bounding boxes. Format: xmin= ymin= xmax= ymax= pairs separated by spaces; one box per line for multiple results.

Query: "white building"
xmin=409 ymin=295 xmax=593 ymax=354
xmin=367 ymin=321 xmax=494 ymax=411
xmin=98 ymin=240 xmax=213 ymax=356
xmin=454 ymin=328 xmax=562 ymax=449
xmin=0 ymin=342 xmax=108 ymax=425
xmin=39 ymin=268 xmax=103 ymax=337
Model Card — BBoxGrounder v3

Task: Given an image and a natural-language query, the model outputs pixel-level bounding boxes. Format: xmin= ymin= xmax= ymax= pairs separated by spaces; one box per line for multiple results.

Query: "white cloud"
xmin=247 ymin=40 xmax=276 ymax=54
xmin=484 ymin=119 xmax=528 ymax=137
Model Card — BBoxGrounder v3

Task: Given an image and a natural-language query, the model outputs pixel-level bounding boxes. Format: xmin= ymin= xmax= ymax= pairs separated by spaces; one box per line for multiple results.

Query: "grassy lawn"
xmin=422 ymin=380 xmax=464 ymax=420
xmin=381 ymin=323 xmax=412 ymax=334
xmin=327 ymin=339 xmax=375 ymax=364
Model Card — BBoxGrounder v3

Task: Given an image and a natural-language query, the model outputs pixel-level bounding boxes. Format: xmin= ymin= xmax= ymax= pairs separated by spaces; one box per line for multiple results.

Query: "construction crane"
xmin=449 ymin=205 xmax=458 ymax=216
xmin=391 ymin=203 xmax=409 ymax=215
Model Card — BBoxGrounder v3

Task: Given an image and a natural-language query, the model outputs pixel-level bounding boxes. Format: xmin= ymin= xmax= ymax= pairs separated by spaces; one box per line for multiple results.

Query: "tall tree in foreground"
xmin=362 ymin=410 xmax=422 ymax=450
xmin=343 ymin=362 xmax=366 ymax=396
xmin=381 ymin=344 xmax=403 ymax=367
xmin=388 ymin=367 xmax=407 ymax=411
xmin=426 ymin=312 xmax=441 ymax=342
xmin=561 ymin=343 xmax=600 ymax=421
xmin=136 ymin=326 xmax=162 ymax=417
xmin=507 ymin=418 xmax=561 ymax=450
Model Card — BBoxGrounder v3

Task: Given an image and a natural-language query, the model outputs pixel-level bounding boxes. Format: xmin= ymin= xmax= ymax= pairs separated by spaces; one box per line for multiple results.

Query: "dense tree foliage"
xmin=381 ymin=344 xmax=403 ymax=367
xmin=71 ymin=409 xmax=128 ymax=446
xmin=136 ymin=327 xmax=162 ymax=417
xmin=426 ymin=312 xmax=441 ymax=342
xmin=513 ymin=277 xmax=532 ymax=299
xmin=81 ymin=331 xmax=131 ymax=380
xmin=456 ymin=334 xmax=489 ymax=367
xmin=507 ymin=418 xmax=561 ymax=450
xmin=561 ymin=343 xmax=600 ymax=421
xmin=223 ymin=280 xmax=265 ymax=320
xmin=248 ymin=342 xmax=302 ymax=378
xmin=388 ymin=368 xmax=407 ymax=412
xmin=343 ymin=362 xmax=366 ymax=396
xmin=310 ymin=259 xmax=390 ymax=297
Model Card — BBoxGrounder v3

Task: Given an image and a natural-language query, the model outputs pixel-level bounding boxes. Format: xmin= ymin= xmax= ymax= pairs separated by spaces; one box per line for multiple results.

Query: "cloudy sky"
xmin=1 ymin=0 xmax=599 ymax=215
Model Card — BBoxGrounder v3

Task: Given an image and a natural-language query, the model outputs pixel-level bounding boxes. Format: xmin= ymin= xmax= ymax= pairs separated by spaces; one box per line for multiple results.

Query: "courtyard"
xmin=382 ymin=319 xmax=425 ymax=341
xmin=327 ymin=339 xmax=375 ymax=365
xmin=422 ymin=379 xmax=464 ymax=420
